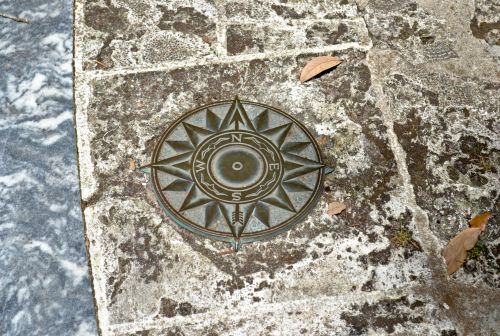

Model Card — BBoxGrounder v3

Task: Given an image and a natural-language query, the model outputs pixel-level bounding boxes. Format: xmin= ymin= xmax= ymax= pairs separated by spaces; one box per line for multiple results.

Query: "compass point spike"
xmin=252 ymin=202 xmax=271 ymax=228
xmin=220 ymin=96 xmax=256 ymax=131
xmin=154 ymin=165 xmax=191 ymax=180
xmin=172 ymin=160 xmax=190 ymax=171
xmin=284 ymin=160 xmax=303 ymax=171
xmin=261 ymin=122 xmax=292 ymax=147
xmin=282 ymin=152 xmax=324 ymax=180
xmin=162 ymin=179 xmax=192 ymax=192
xmin=281 ymin=141 xmax=311 ymax=154
xmin=231 ymin=239 xmax=241 ymax=252
xmin=206 ymin=108 xmax=221 ymax=132
xmin=166 ymin=140 xmax=194 ymax=153
xmin=252 ymin=109 xmax=270 ymax=131
xmin=182 ymin=122 xmax=213 ymax=146
xmin=150 ymin=151 xmax=193 ymax=180
xmin=179 ymin=186 xmax=212 ymax=212
xmin=137 ymin=163 xmax=152 ymax=174
xmin=205 ymin=201 xmax=221 ymax=228
xmin=282 ymin=180 xmax=313 ymax=192
xmin=283 ymin=166 xmax=324 ymax=181
xmin=261 ymin=185 xmax=296 ymax=213
xmin=217 ymin=202 xmax=234 ymax=230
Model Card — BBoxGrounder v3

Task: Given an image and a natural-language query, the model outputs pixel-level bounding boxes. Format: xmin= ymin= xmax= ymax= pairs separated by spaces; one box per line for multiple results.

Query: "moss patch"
xmin=467 ymin=240 xmax=486 ymax=260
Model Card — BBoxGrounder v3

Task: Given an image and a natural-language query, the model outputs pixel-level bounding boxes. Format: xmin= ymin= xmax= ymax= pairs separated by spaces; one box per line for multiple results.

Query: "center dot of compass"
xmin=209 ymin=145 xmax=265 ymax=190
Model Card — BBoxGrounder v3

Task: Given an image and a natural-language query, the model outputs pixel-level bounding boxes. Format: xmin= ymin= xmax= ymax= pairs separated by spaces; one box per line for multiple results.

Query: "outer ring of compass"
xmin=150 ymin=99 xmax=325 ymax=244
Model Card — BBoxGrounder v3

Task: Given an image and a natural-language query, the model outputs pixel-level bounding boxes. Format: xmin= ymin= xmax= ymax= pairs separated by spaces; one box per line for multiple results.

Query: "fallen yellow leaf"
xmin=469 ymin=211 xmax=491 ymax=231
xmin=328 ymin=201 xmax=346 ymax=215
xmin=443 ymin=212 xmax=491 ymax=275
xmin=300 ymin=56 xmax=342 ymax=83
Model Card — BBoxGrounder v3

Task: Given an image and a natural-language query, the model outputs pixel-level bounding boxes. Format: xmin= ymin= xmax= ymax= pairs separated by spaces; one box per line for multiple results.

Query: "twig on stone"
xmin=99 ymin=127 xmax=117 ymax=140
xmin=95 ymin=60 xmax=107 ymax=68
xmin=0 ymin=13 xmax=30 ymax=24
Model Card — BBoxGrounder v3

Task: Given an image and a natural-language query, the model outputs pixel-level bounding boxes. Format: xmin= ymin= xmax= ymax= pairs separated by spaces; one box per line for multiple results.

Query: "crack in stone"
xmin=81 ymin=42 xmax=373 ymax=79
xmin=366 ymin=48 xmax=467 ymax=334
xmin=106 ymin=289 xmax=409 ymax=335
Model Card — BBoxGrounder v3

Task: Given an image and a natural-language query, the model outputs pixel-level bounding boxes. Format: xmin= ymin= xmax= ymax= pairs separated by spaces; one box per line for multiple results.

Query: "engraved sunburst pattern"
xmin=148 ymin=97 xmax=325 ymax=250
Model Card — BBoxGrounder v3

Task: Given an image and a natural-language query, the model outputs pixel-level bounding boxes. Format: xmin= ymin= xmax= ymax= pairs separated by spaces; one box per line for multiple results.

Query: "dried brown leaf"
xmin=443 ymin=211 xmax=491 ymax=274
xmin=469 ymin=211 xmax=491 ymax=231
xmin=300 ymin=56 xmax=342 ymax=83
xmin=443 ymin=227 xmax=482 ymax=274
xmin=328 ymin=201 xmax=346 ymax=215
xmin=443 ymin=212 xmax=492 ymax=274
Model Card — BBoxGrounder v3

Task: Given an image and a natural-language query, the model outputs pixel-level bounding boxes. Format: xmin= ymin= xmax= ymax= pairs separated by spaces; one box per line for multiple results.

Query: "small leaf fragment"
xmin=129 ymin=158 xmax=137 ymax=171
xmin=443 ymin=212 xmax=491 ymax=275
xmin=300 ymin=56 xmax=342 ymax=83
xmin=469 ymin=211 xmax=491 ymax=231
xmin=317 ymin=135 xmax=329 ymax=146
xmin=328 ymin=201 xmax=346 ymax=215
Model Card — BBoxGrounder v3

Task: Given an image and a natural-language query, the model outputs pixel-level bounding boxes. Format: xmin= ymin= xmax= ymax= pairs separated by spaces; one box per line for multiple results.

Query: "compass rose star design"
xmin=148 ymin=97 xmax=325 ymax=250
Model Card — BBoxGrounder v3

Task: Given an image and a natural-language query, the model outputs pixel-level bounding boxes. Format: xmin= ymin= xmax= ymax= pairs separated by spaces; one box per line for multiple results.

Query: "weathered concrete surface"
xmin=74 ymin=0 xmax=499 ymax=335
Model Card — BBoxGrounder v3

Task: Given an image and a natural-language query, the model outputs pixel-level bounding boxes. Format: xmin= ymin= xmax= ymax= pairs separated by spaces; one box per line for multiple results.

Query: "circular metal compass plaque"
xmin=148 ymin=97 xmax=325 ymax=249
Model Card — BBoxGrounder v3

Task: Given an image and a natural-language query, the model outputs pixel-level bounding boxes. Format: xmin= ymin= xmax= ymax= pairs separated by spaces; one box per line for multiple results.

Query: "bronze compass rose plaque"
xmin=147 ymin=97 xmax=326 ymax=250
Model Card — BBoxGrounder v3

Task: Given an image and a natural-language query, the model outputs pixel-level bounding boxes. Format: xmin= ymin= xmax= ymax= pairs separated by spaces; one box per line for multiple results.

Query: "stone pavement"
xmin=74 ymin=0 xmax=499 ymax=335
